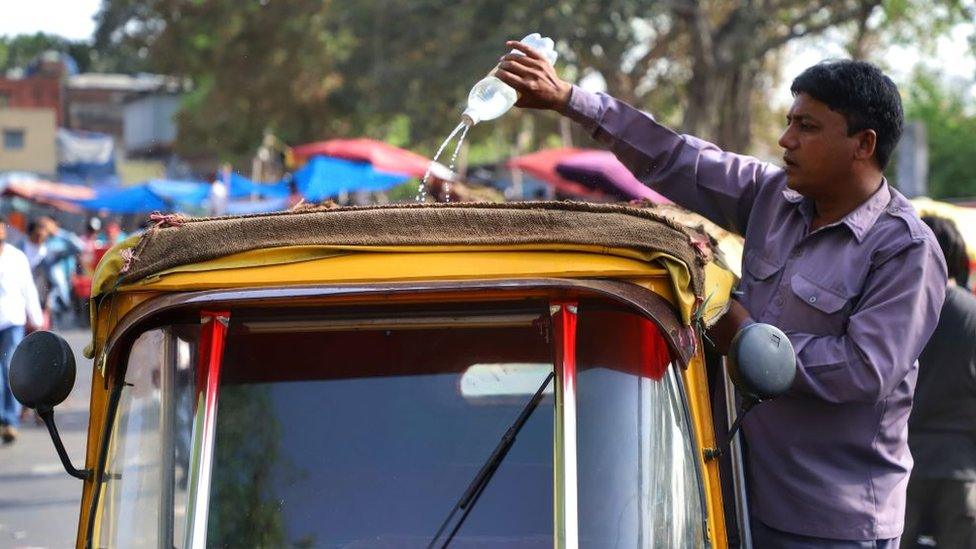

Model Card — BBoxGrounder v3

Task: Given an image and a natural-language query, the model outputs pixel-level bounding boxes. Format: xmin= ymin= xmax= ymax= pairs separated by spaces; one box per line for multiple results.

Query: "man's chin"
xmin=785 ymin=176 xmax=808 ymax=195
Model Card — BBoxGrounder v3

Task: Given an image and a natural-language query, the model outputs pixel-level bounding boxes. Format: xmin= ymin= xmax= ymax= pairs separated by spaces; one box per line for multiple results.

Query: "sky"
xmin=0 ymin=0 xmax=101 ymax=41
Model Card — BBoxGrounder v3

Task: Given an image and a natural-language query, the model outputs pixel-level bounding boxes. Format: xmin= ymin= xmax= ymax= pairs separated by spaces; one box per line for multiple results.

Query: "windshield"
xmin=96 ymin=299 xmax=703 ymax=548
xmin=207 ymin=305 xmax=555 ymax=548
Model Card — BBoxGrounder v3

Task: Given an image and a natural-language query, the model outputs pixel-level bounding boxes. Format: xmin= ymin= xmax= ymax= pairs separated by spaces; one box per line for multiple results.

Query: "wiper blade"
xmin=428 ymin=370 xmax=555 ymax=549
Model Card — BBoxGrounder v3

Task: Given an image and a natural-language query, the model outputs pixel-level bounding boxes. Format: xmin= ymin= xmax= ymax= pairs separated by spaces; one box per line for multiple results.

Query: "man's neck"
xmin=810 ymin=172 xmax=884 ymax=231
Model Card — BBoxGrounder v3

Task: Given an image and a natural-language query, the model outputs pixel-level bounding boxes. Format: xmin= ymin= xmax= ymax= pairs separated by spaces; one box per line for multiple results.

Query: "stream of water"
xmin=416 ymin=120 xmax=470 ymax=203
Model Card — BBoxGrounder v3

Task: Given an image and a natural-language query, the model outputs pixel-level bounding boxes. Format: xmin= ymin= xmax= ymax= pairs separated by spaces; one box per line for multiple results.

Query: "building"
xmin=0 ymin=108 xmax=57 ymax=174
xmin=0 ymin=52 xmax=64 ymax=125
xmin=123 ymin=92 xmax=180 ymax=157
xmin=65 ymin=73 xmax=182 ymax=146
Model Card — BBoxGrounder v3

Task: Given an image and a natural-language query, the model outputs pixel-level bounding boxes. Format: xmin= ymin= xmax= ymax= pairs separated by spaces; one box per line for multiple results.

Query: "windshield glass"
xmin=576 ymin=306 xmax=704 ymax=547
xmin=207 ymin=305 xmax=555 ymax=548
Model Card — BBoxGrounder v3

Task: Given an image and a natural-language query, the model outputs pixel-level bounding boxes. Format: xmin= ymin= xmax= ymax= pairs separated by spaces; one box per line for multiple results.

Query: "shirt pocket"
xmin=786 ymin=273 xmax=851 ymax=335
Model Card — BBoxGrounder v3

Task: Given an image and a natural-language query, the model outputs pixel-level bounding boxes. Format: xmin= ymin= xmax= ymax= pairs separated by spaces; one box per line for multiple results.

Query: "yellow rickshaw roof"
xmin=92 ymin=201 xmax=738 ymax=327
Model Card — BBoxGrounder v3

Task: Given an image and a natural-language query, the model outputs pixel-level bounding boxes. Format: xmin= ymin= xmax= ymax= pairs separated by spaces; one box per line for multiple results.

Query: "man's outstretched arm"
xmin=496 ymin=41 xmax=775 ymax=235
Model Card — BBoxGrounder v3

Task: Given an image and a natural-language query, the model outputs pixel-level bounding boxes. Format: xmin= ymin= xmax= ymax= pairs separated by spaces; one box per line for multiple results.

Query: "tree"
xmin=93 ymin=0 xmax=974 ymax=163
xmin=902 ymin=70 xmax=976 ymax=199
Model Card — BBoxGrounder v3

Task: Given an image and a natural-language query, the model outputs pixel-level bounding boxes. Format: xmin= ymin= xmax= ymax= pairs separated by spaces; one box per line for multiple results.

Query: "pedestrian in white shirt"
xmin=0 ymin=215 xmax=44 ymax=443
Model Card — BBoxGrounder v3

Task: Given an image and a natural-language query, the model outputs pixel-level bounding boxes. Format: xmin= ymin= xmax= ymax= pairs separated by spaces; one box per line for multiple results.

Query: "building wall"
xmin=123 ymin=94 xmax=180 ymax=154
xmin=0 ymin=108 xmax=57 ymax=174
xmin=0 ymin=74 xmax=63 ymax=125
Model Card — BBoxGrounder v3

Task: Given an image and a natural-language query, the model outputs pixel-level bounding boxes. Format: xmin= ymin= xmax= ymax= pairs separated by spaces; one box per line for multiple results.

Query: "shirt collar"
xmin=781 ymin=180 xmax=891 ymax=242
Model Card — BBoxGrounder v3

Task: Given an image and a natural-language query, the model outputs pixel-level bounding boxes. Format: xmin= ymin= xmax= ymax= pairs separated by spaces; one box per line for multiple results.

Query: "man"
xmin=21 ymin=217 xmax=83 ymax=328
xmin=0 ymin=215 xmax=44 ymax=443
xmin=902 ymin=216 xmax=976 ymax=548
xmin=497 ymin=47 xmax=947 ymax=545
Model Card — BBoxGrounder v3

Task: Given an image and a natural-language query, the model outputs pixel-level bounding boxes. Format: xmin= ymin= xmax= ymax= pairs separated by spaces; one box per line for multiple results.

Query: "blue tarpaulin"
xmin=56 ymin=129 xmax=118 ymax=185
xmin=228 ymin=172 xmax=291 ymax=199
xmin=293 ymin=156 xmax=408 ymax=201
xmin=146 ymin=179 xmax=211 ymax=205
xmin=225 ymin=196 xmax=292 ymax=215
xmin=75 ymin=185 xmax=170 ymax=213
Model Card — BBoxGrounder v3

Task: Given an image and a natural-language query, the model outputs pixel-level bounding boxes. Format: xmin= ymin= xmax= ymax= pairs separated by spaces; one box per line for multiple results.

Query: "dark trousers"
xmin=903 ymin=477 xmax=976 ymax=549
xmin=751 ymin=518 xmax=899 ymax=548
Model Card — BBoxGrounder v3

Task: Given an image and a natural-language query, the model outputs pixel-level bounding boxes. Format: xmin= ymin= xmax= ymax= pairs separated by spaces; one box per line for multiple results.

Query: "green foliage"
xmin=903 ymin=70 xmax=976 ymax=199
xmin=91 ymin=0 xmax=974 ymax=163
xmin=0 ymin=32 xmax=90 ymax=72
xmin=207 ymin=385 xmax=289 ymax=547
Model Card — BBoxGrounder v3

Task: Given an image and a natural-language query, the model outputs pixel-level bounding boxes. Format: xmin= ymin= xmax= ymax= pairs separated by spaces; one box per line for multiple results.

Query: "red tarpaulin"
xmin=1 ymin=176 xmax=95 ymax=212
xmin=556 ymin=150 xmax=671 ymax=203
xmin=291 ymin=138 xmax=434 ymax=179
xmin=507 ymin=148 xmax=605 ymax=199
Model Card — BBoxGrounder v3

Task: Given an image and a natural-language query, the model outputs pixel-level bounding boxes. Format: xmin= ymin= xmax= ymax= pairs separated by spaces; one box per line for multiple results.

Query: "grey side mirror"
xmin=706 ymin=323 xmax=796 ymax=462
xmin=10 ymin=331 xmax=89 ymax=480
xmin=727 ymin=322 xmax=797 ymax=404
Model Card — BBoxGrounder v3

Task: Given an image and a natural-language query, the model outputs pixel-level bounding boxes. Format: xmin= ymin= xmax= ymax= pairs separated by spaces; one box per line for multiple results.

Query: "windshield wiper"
xmin=427 ymin=370 xmax=555 ymax=549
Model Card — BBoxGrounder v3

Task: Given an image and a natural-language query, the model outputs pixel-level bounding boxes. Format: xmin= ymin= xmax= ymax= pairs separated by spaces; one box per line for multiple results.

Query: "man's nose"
xmin=778 ymin=127 xmax=797 ymax=150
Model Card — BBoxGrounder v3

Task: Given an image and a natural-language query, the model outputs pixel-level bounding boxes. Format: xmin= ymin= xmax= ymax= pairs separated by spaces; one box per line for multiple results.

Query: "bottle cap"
xmin=461 ymin=109 xmax=479 ymax=126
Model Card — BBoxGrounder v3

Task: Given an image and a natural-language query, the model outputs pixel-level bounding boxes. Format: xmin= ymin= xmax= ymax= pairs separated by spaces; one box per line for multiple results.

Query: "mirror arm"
xmin=37 ymin=407 xmax=91 ymax=481
xmin=704 ymin=396 xmax=759 ymax=462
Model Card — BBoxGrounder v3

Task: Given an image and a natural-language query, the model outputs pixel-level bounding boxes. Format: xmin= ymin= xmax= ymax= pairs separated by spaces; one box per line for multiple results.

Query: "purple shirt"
xmin=564 ymin=87 xmax=947 ymax=540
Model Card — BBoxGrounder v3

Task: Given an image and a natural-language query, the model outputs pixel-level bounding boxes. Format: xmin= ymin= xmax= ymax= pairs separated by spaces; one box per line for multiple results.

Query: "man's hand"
xmin=495 ymin=41 xmax=572 ymax=111
xmin=706 ymin=299 xmax=753 ymax=355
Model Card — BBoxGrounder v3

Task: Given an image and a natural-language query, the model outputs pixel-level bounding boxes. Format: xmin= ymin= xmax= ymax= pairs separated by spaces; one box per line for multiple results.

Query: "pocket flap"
xmin=790 ymin=274 xmax=848 ymax=314
xmin=745 ymin=253 xmax=782 ymax=281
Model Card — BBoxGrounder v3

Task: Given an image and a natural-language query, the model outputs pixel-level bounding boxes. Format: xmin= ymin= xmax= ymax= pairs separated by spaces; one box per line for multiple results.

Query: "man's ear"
xmin=854 ymin=129 xmax=877 ymax=162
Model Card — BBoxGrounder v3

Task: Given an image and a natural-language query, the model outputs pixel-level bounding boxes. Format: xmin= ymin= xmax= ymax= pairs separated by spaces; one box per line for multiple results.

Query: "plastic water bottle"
xmin=461 ymin=33 xmax=559 ymax=126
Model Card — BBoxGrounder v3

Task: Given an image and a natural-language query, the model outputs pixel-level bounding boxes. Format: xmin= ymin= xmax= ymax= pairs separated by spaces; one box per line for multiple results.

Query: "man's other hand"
xmin=707 ymin=299 xmax=753 ymax=356
xmin=495 ymin=41 xmax=572 ymax=111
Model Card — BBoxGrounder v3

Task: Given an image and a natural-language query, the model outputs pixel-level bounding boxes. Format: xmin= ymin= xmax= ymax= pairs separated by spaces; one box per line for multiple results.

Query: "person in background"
xmin=902 ymin=216 xmax=976 ymax=548
xmin=0 ymin=215 xmax=44 ymax=443
xmin=20 ymin=217 xmax=83 ymax=329
xmin=209 ymin=165 xmax=230 ymax=216
xmin=499 ymin=48 xmax=947 ymax=546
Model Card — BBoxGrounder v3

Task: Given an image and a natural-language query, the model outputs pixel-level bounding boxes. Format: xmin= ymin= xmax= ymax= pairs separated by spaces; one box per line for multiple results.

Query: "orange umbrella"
xmin=507 ymin=148 xmax=606 ymax=199
xmin=292 ymin=138 xmax=434 ymax=179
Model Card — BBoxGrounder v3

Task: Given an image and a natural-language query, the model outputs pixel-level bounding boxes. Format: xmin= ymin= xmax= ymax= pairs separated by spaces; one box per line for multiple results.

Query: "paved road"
xmin=0 ymin=328 xmax=92 ymax=549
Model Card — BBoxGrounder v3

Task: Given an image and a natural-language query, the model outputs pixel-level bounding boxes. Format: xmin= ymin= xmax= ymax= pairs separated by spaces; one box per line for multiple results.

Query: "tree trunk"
xmin=682 ymin=61 xmax=759 ymax=151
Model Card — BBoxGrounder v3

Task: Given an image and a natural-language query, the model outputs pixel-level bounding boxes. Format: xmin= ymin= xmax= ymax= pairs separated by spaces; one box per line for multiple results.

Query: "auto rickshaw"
xmin=10 ymin=201 xmax=794 ymax=548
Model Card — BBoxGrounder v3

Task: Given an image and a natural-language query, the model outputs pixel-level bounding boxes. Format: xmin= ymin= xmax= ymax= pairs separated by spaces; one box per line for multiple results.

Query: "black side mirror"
xmin=10 ymin=331 xmax=90 ymax=480
xmin=706 ymin=323 xmax=796 ymax=462
xmin=11 ymin=331 xmax=76 ymax=410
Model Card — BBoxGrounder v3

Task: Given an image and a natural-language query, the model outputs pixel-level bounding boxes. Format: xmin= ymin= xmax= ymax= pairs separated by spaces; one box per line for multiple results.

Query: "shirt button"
xmin=774 ymin=297 xmax=784 ymax=306
xmin=809 ymin=296 xmax=817 ymax=303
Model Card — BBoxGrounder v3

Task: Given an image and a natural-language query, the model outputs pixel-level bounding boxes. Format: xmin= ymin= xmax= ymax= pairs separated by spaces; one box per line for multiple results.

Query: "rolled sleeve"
xmin=787 ymin=239 xmax=947 ymax=404
xmin=561 ymin=86 xmax=773 ymax=234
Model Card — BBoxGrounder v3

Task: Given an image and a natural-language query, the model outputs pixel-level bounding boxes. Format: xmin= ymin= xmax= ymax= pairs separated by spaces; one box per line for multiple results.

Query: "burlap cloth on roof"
xmin=120 ymin=201 xmax=707 ymax=299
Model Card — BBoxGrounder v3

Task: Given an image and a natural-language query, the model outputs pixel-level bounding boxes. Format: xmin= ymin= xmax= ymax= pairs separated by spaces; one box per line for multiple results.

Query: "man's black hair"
xmin=791 ymin=60 xmax=904 ymax=170
xmin=922 ymin=215 xmax=969 ymax=288
xmin=26 ymin=219 xmax=40 ymax=235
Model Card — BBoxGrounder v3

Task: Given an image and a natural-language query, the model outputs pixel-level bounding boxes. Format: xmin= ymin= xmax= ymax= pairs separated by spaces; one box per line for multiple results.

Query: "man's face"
xmin=0 ymin=223 xmax=7 ymax=244
xmin=778 ymin=93 xmax=859 ymax=198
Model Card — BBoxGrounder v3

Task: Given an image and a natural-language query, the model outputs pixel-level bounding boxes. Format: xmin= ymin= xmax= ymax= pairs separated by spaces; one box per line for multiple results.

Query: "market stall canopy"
xmin=507 ymin=148 xmax=605 ymax=200
xmin=292 ymin=138 xmax=434 ymax=179
xmin=75 ymin=184 xmax=170 ymax=214
xmin=556 ymin=150 xmax=671 ymax=203
xmin=227 ymin=172 xmax=291 ymax=199
xmin=293 ymin=156 xmax=409 ymax=201
xmin=0 ymin=172 xmax=95 ymax=211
